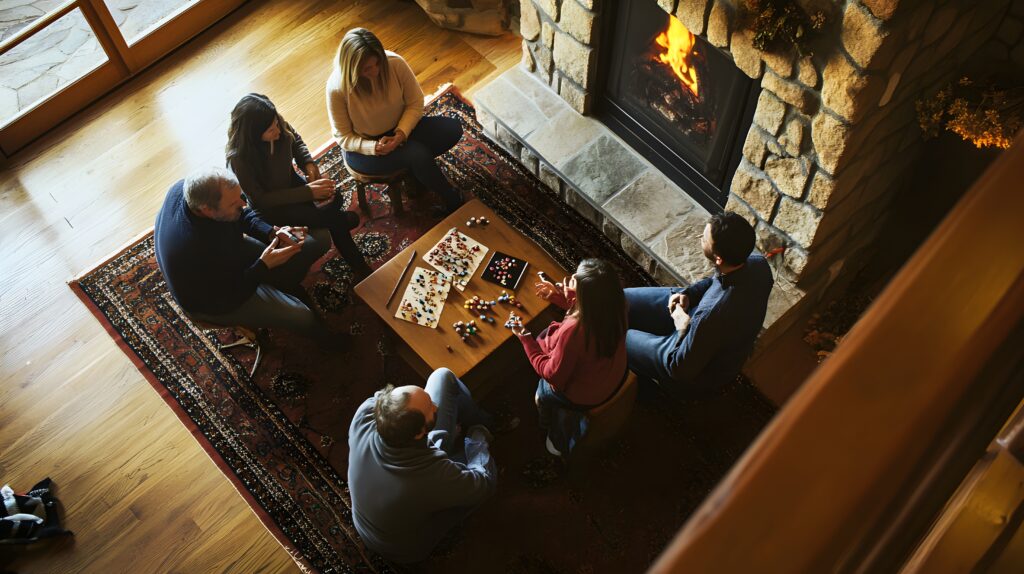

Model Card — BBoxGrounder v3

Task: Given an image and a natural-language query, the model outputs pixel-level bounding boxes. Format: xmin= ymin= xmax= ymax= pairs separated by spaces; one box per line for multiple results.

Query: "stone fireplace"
xmin=473 ymin=0 xmax=1014 ymax=351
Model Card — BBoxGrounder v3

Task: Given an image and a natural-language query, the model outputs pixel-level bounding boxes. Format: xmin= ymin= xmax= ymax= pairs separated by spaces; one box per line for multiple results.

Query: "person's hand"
xmin=667 ymin=293 xmax=690 ymax=314
xmin=670 ymin=303 xmax=691 ymax=333
xmin=511 ymin=324 xmax=530 ymax=337
xmin=562 ymin=276 xmax=576 ymax=302
xmin=308 ymin=178 xmax=335 ymax=201
xmin=534 ymin=276 xmax=558 ymax=300
xmin=375 ymin=136 xmax=400 ymax=156
xmin=305 ymin=162 xmax=321 ymax=181
xmin=274 ymin=225 xmax=307 ymax=247
xmin=259 ymin=236 xmax=301 ymax=269
xmin=392 ymin=129 xmax=407 ymax=145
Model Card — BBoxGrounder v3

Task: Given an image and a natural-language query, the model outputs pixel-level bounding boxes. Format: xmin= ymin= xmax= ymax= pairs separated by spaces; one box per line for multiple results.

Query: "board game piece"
xmin=503 ymin=311 xmax=524 ymax=329
xmin=423 ymin=228 xmax=488 ymax=292
xmin=394 ymin=267 xmax=451 ymax=328
xmin=482 ymin=252 xmax=529 ymax=290
xmin=464 ymin=295 xmax=496 ymax=315
xmin=498 ymin=290 xmax=523 ymax=309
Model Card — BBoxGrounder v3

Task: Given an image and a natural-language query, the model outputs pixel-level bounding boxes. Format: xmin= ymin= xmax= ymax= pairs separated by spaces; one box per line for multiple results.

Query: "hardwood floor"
xmin=0 ymin=1 xmax=519 ymax=571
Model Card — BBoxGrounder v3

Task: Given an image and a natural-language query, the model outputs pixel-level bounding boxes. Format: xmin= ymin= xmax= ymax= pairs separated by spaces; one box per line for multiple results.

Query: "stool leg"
xmin=386 ymin=181 xmax=404 ymax=215
xmin=355 ymin=181 xmax=370 ymax=215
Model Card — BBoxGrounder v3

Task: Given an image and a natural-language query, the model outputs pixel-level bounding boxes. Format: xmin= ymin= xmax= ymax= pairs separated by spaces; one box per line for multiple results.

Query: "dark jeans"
xmin=343 ymin=116 xmax=464 ymax=212
xmin=190 ymin=233 xmax=331 ymax=339
xmin=256 ymin=173 xmax=370 ymax=274
xmin=624 ymin=287 xmax=684 ymax=384
xmin=624 ymin=287 xmax=715 ymax=400
xmin=425 ymin=368 xmax=495 ymax=458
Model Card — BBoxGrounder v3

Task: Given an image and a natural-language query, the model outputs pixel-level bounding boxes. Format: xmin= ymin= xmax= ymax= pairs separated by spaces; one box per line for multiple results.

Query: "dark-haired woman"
xmin=512 ymin=258 xmax=629 ymax=456
xmin=226 ymin=93 xmax=371 ymax=277
xmin=326 ymin=27 xmax=464 ymax=215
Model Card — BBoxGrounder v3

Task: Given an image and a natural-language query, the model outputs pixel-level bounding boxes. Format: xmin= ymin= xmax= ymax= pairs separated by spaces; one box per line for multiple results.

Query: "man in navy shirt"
xmin=624 ymin=212 xmax=773 ymax=395
xmin=154 ymin=167 xmax=331 ymax=338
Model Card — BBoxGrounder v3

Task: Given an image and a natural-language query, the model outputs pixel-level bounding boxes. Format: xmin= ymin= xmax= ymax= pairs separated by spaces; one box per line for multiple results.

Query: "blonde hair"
xmin=334 ymin=28 xmax=389 ymax=96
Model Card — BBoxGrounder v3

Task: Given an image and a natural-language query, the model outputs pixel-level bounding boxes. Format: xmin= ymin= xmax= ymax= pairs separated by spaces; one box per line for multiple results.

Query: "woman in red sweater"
xmin=512 ymin=258 xmax=628 ymax=456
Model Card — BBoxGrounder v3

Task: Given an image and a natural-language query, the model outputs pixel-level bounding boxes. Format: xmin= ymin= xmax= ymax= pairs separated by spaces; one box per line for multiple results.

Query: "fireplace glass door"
xmin=599 ymin=0 xmax=757 ymax=210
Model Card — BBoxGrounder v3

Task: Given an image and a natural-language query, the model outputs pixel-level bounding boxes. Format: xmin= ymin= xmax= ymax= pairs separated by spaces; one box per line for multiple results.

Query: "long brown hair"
xmin=225 ymin=93 xmax=286 ymax=179
xmin=569 ymin=258 xmax=627 ymax=358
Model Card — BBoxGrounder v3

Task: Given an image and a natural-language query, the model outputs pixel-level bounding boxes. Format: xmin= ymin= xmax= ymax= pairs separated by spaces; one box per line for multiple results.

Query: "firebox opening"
xmin=597 ymin=0 xmax=759 ymax=212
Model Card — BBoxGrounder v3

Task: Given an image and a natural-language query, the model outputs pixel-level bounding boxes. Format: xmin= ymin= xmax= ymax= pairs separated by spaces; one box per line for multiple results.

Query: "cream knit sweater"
xmin=326 ymin=51 xmax=425 ymax=156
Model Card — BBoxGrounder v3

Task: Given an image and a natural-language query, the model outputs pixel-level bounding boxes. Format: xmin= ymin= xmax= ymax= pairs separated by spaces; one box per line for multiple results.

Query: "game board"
xmin=394 ymin=267 xmax=452 ymax=328
xmin=423 ymin=227 xmax=489 ymax=291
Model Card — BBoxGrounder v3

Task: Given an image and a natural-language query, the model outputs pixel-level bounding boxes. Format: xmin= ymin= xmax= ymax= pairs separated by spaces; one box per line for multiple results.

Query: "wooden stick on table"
xmin=386 ymin=250 xmax=417 ymax=308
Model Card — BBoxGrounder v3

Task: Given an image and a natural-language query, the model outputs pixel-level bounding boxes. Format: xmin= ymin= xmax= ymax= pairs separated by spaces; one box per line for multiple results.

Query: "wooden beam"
xmin=651 ymin=132 xmax=1024 ymax=573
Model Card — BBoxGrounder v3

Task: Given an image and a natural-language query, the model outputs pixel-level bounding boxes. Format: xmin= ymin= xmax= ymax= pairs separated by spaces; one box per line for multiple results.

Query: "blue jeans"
xmin=343 ymin=116 xmax=464 ymax=212
xmin=424 ymin=368 xmax=494 ymax=457
xmin=190 ymin=232 xmax=330 ymax=339
xmin=624 ymin=287 xmax=685 ymax=386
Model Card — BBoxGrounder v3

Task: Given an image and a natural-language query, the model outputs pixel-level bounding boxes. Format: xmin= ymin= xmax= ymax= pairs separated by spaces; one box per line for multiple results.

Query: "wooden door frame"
xmin=0 ymin=0 xmax=246 ymax=157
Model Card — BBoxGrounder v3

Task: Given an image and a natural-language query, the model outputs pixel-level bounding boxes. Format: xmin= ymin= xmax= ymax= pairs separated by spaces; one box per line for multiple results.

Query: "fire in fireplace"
xmin=598 ymin=0 xmax=759 ymax=211
xmin=645 ymin=17 xmax=711 ymax=144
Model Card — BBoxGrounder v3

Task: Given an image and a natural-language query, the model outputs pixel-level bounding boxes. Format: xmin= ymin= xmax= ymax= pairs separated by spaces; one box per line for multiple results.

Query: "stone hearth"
xmin=472 ymin=0 xmax=1015 ymax=350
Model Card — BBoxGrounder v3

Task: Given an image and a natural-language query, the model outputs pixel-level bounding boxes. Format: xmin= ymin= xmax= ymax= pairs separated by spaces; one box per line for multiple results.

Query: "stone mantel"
xmin=472 ymin=0 xmax=1010 ymax=353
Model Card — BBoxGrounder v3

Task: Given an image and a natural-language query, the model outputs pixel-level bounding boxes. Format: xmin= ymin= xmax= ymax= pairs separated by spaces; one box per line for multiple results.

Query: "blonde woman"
xmin=327 ymin=28 xmax=464 ymax=215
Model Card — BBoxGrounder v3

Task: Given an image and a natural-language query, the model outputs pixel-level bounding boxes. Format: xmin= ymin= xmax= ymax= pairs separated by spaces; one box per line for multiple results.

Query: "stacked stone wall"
xmin=970 ymin=0 xmax=1024 ymax=73
xmin=517 ymin=0 xmax=1013 ymax=288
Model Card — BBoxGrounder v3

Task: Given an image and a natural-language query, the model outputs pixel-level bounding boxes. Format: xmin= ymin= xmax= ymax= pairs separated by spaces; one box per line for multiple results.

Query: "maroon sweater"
xmin=517 ymin=294 xmax=627 ymax=406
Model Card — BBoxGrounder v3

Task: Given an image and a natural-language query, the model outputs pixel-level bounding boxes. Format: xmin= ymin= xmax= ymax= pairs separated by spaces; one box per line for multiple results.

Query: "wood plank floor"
xmin=0 ymin=1 xmax=519 ymax=571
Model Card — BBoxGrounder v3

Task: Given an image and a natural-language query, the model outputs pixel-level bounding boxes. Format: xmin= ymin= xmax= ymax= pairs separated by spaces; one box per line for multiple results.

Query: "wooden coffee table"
xmin=354 ymin=199 xmax=568 ymax=388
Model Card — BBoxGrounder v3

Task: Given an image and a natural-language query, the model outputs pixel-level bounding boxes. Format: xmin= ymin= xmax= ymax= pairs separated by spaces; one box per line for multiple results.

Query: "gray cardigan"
xmin=346 ymin=396 xmax=496 ymax=563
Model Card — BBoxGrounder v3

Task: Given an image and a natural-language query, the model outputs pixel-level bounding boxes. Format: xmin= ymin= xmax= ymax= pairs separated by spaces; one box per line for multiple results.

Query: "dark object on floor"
xmin=0 ymin=478 xmax=73 ymax=545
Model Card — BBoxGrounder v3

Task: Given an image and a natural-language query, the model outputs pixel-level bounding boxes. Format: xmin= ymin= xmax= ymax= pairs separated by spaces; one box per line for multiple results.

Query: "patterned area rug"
xmin=71 ymin=87 xmax=775 ymax=573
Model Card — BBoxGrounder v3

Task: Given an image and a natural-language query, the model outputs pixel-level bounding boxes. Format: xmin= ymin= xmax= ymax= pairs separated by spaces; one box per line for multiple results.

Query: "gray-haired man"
xmin=347 ymin=368 xmax=508 ymax=563
xmin=154 ymin=167 xmax=331 ymax=338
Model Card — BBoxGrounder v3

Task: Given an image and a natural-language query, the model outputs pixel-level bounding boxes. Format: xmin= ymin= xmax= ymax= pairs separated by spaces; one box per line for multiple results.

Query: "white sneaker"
xmin=545 ymin=436 xmax=562 ymax=457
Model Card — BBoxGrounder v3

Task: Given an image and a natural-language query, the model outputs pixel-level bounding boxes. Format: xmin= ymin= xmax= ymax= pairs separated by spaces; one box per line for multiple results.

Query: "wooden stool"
xmin=575 ymin=371 xmax=639 ymax=455
xmin=344 ymin=164 xmax=408 ymax=216
xmin=585 ymin=370 xmax=638 ymax=446
xmin=184 ymin=313 xmax=264 ymax=379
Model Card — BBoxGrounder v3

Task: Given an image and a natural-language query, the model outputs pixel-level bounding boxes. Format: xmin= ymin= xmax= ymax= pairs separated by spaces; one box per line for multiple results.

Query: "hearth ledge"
xmin=472 ymin=66 xmax=807 ymax=345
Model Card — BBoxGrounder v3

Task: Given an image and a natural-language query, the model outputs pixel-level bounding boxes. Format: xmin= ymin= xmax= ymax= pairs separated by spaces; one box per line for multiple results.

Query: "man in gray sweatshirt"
xmin=347 ymin=367 xmax=499 ymax=563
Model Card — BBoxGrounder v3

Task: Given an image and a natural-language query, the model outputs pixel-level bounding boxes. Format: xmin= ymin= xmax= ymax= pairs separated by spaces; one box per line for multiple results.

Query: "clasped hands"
xmin=304 ymin=163 xmax=336 ymax=202
xmin=374 ymin=129 xmax=407 ymax=156
xmin=259 ymin=226 xmax=308 ymax=269
xmin=668 ymin=292 xmax=691 ymax=333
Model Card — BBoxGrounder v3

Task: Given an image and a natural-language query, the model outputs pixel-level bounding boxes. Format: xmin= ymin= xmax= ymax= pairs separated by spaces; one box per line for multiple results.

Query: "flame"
xmin=655 ymin=17 xmax=699 ymax=98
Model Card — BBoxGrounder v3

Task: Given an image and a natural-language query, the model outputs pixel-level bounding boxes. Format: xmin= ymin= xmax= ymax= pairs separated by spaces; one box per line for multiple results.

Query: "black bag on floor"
xmin=0 ymin=478 xmax=72 ymax=545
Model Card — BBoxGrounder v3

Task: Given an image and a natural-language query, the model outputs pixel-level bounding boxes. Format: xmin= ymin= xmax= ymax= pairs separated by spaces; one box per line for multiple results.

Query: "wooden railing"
xmin=651 ymin=131 xmax=1024 ymax=572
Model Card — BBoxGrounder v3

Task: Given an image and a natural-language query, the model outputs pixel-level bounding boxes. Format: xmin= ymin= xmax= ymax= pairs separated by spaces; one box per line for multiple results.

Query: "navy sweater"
xmin=670 ymin=253 xmax=774 ymax=386
xmin=154 ymin=180 xmax=274 ymax=314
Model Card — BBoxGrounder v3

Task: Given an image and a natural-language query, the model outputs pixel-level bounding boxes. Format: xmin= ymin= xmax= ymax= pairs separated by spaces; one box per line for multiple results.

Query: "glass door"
xmin=0 ymin=0 xmax=244 ymax=156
